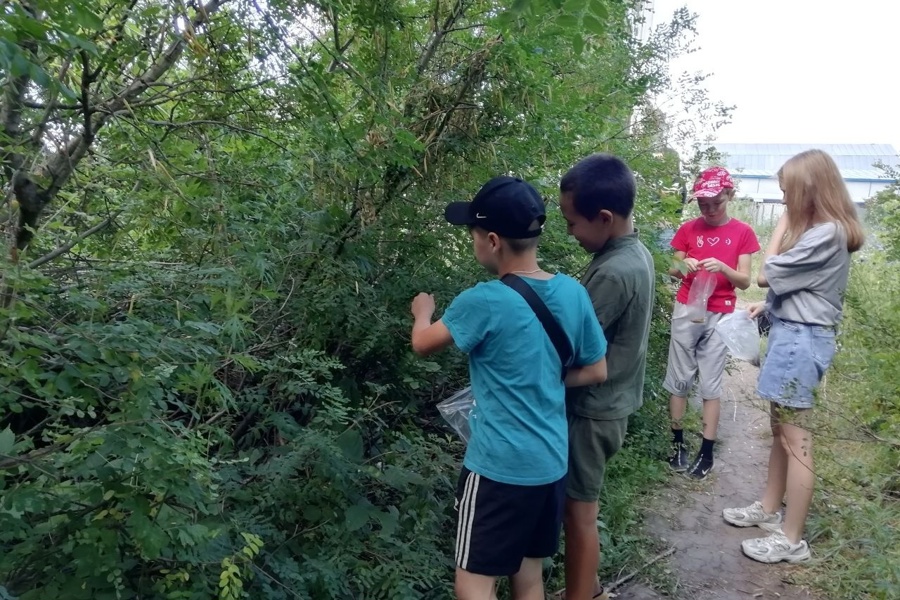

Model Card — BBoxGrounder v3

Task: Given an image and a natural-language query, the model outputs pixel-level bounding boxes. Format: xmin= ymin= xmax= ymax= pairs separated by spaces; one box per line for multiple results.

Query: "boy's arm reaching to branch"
xmin=410 ymin=293 xmax=454 ymax=356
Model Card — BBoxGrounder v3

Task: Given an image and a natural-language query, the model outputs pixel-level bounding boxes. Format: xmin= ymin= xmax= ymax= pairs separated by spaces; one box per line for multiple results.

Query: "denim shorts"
xmin=757 ymin=314 xmax=836 ymax=409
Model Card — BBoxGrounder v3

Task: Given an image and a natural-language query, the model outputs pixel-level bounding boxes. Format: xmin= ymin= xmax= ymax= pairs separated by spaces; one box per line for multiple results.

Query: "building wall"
xmin=733 ymin=176 xmax=781 ymax=201
xmin=733 ymin=175 xmax=892 ymax=204
xmin=743 ymin=201 xmax=868 ymax=227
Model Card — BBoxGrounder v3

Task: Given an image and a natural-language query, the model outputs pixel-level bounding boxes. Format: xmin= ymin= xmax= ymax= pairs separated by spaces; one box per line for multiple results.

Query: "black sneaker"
xmin=686 ymin=453 xmax=714 ymax=480
xmin=668 ymin=443 xmax=690 ymax=472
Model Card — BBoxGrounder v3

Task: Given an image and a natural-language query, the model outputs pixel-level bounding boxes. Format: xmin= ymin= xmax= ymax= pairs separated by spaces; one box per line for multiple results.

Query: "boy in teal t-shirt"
xmin=410 ymin=176 xmax=608 ymax=599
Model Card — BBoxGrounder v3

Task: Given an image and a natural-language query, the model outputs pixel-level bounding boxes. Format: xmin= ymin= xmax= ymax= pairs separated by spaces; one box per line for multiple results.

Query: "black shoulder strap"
xmin=501 ymin=274 xmax=574 ymax=380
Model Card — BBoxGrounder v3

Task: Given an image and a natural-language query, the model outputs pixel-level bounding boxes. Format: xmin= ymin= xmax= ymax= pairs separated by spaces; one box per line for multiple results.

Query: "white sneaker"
xmin=723 ymin=501 xmax=782 ymax=528
xmin=742 ymin=531 xmax=811 ymax=564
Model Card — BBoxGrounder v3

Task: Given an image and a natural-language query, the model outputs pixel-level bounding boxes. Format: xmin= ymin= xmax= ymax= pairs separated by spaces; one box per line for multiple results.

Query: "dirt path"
xmin=613 ymin=359 xmax=819 ymax=600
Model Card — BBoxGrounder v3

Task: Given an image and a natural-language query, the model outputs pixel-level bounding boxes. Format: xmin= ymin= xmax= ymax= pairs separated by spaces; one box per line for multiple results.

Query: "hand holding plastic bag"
xmin=437 ymin=386 xmax=475 ymax=443
xmin=715 ymin=309 xmax=761 ymax=364
xmin=684 ymin=270 xmax=717 ymax=323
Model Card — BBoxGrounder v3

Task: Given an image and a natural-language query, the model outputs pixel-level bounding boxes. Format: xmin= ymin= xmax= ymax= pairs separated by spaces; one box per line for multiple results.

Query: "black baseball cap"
xmin=444 ymin=176 xmax=546 ymax=239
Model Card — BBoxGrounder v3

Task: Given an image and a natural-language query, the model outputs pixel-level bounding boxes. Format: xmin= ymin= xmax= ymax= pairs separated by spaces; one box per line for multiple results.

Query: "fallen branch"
xmin=606 ymin=546 xmax=676 ymax=593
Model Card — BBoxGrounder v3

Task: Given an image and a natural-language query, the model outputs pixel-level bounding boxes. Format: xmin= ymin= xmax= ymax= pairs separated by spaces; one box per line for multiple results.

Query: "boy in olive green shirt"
xmin=557 ymin=154 xmax=655 ymax=600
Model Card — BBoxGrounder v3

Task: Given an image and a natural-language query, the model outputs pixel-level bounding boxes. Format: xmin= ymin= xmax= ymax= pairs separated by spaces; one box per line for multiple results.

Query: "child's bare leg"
xmin=669 ymin=394 xmax=687 ymax=428
xmin=761 ymin=406 xmax=788 ymax=513
xmin=701 ymin=397 xmax=720 ymax=440
xmin=563 ymin=498 xmax=602 ymax=600
xmin=509 ymin=557 xmax=544 ymax=600
xmin=780 ymin=415 xmax=814 ymax=543
xmin=455 ymin=568 xmax=497 ymax=600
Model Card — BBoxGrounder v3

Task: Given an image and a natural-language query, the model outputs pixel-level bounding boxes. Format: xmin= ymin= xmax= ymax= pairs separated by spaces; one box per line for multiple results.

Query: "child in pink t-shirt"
xmin=664 ymin=167 xmax=761 ymax=479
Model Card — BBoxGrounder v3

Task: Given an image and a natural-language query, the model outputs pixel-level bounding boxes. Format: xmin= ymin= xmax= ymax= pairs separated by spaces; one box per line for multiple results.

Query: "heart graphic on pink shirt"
xmin=707 ymin=237 xmax=720 ymax=246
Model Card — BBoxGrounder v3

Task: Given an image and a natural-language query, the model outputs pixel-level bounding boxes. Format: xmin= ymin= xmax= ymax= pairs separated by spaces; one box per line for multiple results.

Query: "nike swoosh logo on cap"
xmin=475 ymin=213 xmax=487 ymax=219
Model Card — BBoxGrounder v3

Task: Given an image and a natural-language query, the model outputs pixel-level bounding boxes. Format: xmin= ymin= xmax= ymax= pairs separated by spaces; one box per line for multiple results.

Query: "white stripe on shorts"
xmin=455 ymin=471 xmax=480 ymax=569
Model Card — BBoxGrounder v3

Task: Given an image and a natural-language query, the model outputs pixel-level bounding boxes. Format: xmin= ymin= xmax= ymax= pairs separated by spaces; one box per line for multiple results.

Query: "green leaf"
xmin=420 ymin=361 xmax=441 ymax=373
xmin=583 ymin=14 xmax=605 ymax=35
xmin=13 ymin=15 xmax=48 ymax=40
xmin=0 ymin=427 xmax=14 ymax=455
xmin=376 ymin=507 xmax=399 ymax=539
xmin=336 ymin=429 xmax=364 ymax=462
xmin=511 ymin=0 xmax=530 ymax=14
xmin=28 ymin=63 xmax=51 ymax=88
xmin=58 ymin=84 xmax=79 ymax=102
xmin=572 ymin=33 xmax=585 ymax=56
xmin=590 ymin=0 xmax=609 ymax=20
xmin=233 ymin=353 xmax=264 ymax=372
xmin=60 ymin=32 xmax=100 ymax=56
xmin=556 ymin=14 xmax=578 ymax=28
xmin=345 ymin=504 xmax=371 ymax=531
xmin=10 ymin=52 xmax=31 ymax=77
xmin=563 ymin=0 xmax=589 ymax=14
xmin=72 ymin=4 xmax=104 ymax=30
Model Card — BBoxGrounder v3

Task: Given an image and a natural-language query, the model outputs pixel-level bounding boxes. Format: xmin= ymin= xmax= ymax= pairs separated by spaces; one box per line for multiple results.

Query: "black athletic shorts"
xmin=454 ymin=466 xmax=566 ymax=577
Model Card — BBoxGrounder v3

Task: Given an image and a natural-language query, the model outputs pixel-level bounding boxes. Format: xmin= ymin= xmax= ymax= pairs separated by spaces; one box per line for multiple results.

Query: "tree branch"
xmin=416 ymin=0 xmax=469 ymax=76
xmin=295 ymin=19 xmax=375 ymax=103
xmin=20 ymin=99 xmax=83 ymax=111
xmin=251 ymin=0 xmax=359 ymax=157
xmin=0 ymin=1 xmax=39 ymax=179
xmin=605 ymin=547 xmax=676 ymax=593
xmin=90 ymin=0 xmax=141 ymax=85
xmin=138 ymin=119 xmax=295 ymax=154
xmin=27 ymin=212 xmax=121 ymax=269
xmin=421 ymin=38 xmax=498 ymax=149
xmin=22 ymin=0 xmax=231 ymax=236
xmin=1 ymin=67 xmax=33 ymax=177
xmin=79 ymin=51 xmax=95 ymax=146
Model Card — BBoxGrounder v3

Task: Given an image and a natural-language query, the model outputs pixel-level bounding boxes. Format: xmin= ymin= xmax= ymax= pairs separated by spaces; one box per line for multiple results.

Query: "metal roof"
xmin=733 ymin=168 xmax=893 ymax=182
xmin=714 ymin=143 xmax=899 ymax=175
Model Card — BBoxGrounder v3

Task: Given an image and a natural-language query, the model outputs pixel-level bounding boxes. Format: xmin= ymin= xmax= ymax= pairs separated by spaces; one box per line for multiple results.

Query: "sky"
xmin=650 ymin=0 xmax=900 ymax=153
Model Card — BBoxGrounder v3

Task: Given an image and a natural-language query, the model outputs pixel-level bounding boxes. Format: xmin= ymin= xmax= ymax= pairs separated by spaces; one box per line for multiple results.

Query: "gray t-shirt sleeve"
xmin=764 ymin=223 xmax=841 ymax=296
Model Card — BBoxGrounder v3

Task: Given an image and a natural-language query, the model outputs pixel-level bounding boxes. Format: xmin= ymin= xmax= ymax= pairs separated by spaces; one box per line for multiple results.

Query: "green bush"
xmin=799 ymin=258 xmax=900 ymax=599
xmin=866 ymin=168 xmax=900 ymax=260
xmin=0 ymin=0 xmax=708 ymax=597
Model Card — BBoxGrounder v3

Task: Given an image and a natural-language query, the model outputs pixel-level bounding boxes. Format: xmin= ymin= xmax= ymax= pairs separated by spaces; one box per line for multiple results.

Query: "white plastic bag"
xmin=437 ymin=386 xmax=475 ymax=443
xmin=715 ymin=309 xmax=761 ymax=363
xmin=684 ymin=270 xmax=717 ymax=323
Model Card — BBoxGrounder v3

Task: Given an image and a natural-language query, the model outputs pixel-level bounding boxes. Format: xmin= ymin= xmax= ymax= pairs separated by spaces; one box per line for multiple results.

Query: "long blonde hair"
xmin=777 ymin=149 xmax=865 ymax=253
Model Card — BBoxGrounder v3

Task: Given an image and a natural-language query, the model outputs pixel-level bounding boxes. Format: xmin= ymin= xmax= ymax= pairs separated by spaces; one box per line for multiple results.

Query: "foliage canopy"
xmin=0 ymin=0 xmax=725 ymax=597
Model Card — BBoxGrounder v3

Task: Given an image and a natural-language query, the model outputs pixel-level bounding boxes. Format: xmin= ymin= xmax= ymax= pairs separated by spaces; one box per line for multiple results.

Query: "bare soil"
xmin=612 ymin=360 xmax=820 ymax=600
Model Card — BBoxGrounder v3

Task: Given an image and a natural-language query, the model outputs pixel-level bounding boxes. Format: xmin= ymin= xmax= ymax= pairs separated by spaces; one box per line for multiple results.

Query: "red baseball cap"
xmin=691 ymin=166 xmax=734 ymax=199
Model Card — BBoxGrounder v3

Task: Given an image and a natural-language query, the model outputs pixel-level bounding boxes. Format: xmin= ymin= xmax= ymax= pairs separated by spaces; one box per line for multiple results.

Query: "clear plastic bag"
xmin=715 ymin=309 xmax=761 ymax=363
xmin=436 ymin=386 xmax=475 ymax=443
xmin=684 ymin=270 xmax=717 ymax=323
